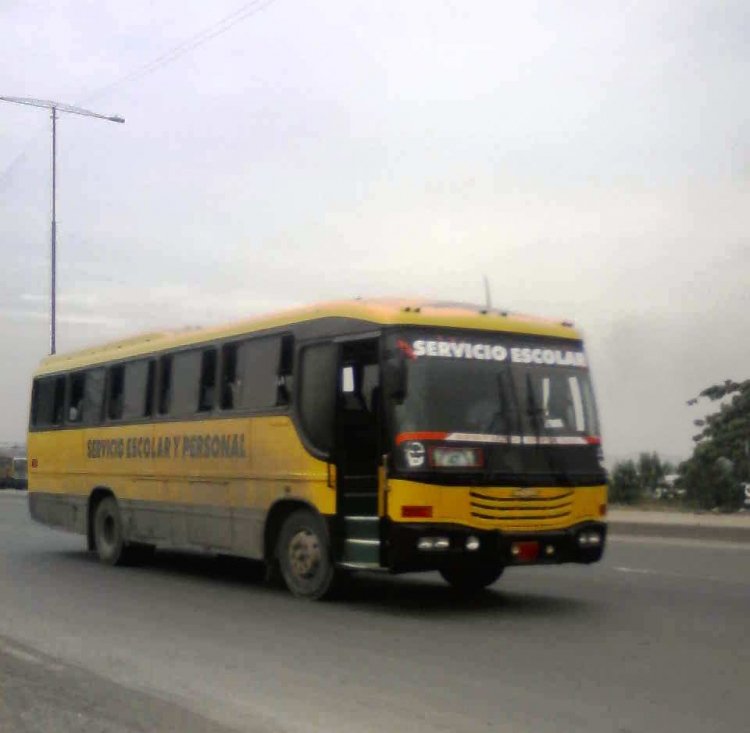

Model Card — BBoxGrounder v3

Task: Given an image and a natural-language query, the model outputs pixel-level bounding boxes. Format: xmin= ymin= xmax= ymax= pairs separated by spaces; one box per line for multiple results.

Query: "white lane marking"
xmin=609 ymin=535 xmax=750 ymax=551
xmin=0 ymin=640 xmax=65 ymax=672
xmin=1 ymin=644 xmax=45 ymax=665
xmin=614 ymin=565 xmax=749 ymax=587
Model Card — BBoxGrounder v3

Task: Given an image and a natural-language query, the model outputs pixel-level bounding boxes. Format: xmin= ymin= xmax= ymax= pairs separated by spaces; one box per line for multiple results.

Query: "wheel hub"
xmin=288 ymin=529 xmax=320 ymax=579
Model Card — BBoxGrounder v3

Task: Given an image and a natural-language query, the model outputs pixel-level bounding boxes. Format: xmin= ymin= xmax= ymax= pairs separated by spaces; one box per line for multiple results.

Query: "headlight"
xmin=430 ymin=447 xmax=483 ymax=468
xmin=403 ymin=441 xmax=426 ymax=468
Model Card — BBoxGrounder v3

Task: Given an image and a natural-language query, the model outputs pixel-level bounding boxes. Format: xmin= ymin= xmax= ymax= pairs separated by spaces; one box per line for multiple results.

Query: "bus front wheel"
xmin=439 ymin=562 xmax=504 ymax=592
xmin=277 ymin=509 xmax=336 ymax=600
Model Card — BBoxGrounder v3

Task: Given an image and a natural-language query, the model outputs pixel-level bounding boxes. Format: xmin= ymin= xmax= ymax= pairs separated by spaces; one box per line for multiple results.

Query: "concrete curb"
xmin=607 ymin=519 xmax=750 ymax=544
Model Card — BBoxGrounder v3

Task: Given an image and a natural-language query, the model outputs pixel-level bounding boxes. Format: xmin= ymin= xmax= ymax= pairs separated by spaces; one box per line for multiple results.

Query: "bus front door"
xmin=335 ymin=338 xmax=382 ymax=567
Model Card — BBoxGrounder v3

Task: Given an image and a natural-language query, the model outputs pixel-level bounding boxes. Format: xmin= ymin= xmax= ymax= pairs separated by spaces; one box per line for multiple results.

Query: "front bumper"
xmin=386 ymin=519 xmax=607 ymax=573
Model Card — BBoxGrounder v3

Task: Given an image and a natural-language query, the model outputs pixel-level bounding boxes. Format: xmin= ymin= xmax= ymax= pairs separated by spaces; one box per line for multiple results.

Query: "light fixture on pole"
xmin=0 ymin=96 xmax=124 ymax=355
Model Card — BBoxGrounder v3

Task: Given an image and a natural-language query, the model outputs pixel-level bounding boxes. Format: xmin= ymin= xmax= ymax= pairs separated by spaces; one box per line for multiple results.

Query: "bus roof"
xmin=34 ymin=298 xmax=583 ymax=375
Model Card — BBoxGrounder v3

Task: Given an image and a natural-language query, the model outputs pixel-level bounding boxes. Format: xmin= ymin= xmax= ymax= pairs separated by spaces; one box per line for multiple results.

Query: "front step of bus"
xmin=340 ymin=515 xmax=381 ymax=568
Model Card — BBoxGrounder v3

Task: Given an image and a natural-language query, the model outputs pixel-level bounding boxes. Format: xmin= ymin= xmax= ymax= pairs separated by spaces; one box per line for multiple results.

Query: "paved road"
xmin=0 ymin=492 xmax=747 ymax=733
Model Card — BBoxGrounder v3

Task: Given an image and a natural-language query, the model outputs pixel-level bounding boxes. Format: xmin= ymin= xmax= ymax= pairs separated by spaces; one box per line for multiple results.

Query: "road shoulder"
xmin=0 ymin=635 xmax=242 ymax=733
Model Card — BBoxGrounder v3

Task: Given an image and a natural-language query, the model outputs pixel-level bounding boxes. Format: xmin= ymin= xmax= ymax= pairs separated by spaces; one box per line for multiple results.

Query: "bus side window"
xmin=144 ymin=360 xmax=156 ymax=417
xmin=298 ymin=343 xmax=337 ymax=455
xmin=30 ymin=380 xmax=40 ymax=426
xmin=237 ymin=337 xmax=281 ymax=411
xmin=220 ymin=343 xmax=239 ymax=410
xmin=122 ymin=360 xmax=150 ymax=420
xmin=31 ymin=376 xmax=65 ymax=428
xmin=198 ymin=348 xmax=218 ymax=413
xmin=84 ymin=368 xmax=106 ymax=426
xmin=52 ymin=376 xmax=66 ymax=425
xmin=67 ymin=372 xmax=86 ymax=423
xmin=157 ymin=355 xmax=172 ymax=416
xmin=170 ymin=350 xmax=202 ymax=418
xmin=107 ymin=365 xmax=125 ymax=420
xmin=277 ymin=335 xmax=294 ymax=406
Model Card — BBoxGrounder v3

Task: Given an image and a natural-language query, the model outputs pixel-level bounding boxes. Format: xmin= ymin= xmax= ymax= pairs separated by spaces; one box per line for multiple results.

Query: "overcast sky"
xmin=1 ymin=0 xmax=748 ymax=461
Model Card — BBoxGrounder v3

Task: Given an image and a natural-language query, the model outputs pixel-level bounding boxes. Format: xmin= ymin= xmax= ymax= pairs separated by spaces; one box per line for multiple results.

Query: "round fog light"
xmin=465 ymin=536 xmax=480 ymax=551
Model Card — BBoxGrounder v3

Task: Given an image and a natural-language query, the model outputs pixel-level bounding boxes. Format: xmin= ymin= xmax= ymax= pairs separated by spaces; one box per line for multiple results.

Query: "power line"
xmin=81 ymin=0 xmax=276 ymax=104
xmin=0 ymin=130 xmax=46 ymax=192
xmin=0 ymin=0 xmax=276 ymax=187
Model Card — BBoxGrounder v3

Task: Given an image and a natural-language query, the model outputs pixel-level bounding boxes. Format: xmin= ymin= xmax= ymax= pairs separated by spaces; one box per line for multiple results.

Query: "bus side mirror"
xmin=384 ymin=355 xmax=407 ymax=404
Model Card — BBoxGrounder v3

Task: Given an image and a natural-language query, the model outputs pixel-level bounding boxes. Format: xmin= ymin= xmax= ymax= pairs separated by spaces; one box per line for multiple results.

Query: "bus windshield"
xmin=388 ymin=332 xmax=604 ymax=484
xmin=395 ymin=356 xmax=600 ymax=437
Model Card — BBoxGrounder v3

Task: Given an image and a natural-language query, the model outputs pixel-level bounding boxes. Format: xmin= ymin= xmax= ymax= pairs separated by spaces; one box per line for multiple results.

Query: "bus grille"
xmin=469 ymin=489 xmax=574 ymax=527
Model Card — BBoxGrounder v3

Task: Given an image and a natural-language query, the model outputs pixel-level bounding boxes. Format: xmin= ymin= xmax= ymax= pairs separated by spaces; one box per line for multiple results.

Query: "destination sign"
xmin=404 ymin=339 xmax=587 ymax=368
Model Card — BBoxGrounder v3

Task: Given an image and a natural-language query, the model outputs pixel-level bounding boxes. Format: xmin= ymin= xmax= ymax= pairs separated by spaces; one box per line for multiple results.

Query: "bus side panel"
xmin=27 ymin=429 xmax=89 ymax=535
xmin=28 ymin=416 xmax=336 ymax=560
xmin=230 ymin=416 xmax=334 ymax=557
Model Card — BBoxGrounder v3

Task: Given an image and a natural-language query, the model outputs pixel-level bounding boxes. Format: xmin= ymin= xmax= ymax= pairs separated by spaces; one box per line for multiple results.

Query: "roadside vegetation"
xmin=610 ymin=379 xmax=749 ymax=512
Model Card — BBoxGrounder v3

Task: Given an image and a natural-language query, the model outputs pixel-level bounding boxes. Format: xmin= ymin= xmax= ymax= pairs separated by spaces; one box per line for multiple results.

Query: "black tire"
xmin=92 ymin=496 xmax=146 ymax=566
xmin=439 ymin=562 xmax=504 ymax=593
xmin=277 ymin=509 xmax=336 ymax=600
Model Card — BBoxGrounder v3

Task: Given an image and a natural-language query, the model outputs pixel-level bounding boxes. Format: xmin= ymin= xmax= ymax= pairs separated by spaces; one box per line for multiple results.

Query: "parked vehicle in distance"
xmin=0 ymin=456 xmax=12 ymax=488
xmin=27 ymin=299 xmax=608 ymax=598
xmin=0 ymin=454 xmax=28 ymax=489
xmin=12 ymin=457 xmax=28 ymax=490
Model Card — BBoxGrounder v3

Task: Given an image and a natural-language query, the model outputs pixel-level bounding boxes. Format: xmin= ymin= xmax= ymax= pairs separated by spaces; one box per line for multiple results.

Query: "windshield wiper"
xmin=481 ymin=366 xmax=520 ymax=481
xmin=482 ymin=370 xmax=512 ymax=435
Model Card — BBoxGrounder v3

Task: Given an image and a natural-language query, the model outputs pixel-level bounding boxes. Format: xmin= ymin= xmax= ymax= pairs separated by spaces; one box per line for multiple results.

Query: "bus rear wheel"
xmin=277 ymin=509 xmax=336 ymax=600
xmin=439 ymin=562 xmax=504 ymax=593
xmin=93 ymin=496 xmax=152 ymax=566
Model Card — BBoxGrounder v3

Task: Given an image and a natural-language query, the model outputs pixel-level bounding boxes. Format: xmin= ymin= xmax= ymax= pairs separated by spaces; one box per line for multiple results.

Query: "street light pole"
xmin=51 ymin=106 xmax=57 ymax=355
xmin=0 ymin=96 xmax=124 ymax=354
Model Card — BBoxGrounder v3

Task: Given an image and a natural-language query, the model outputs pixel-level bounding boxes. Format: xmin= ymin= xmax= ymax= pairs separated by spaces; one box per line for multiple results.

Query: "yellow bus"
xmin=27 ymin=299 xmax=607 ymax=598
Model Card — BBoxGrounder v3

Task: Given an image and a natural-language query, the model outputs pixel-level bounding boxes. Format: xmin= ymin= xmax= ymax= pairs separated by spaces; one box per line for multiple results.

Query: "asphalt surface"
xmin=0 ymin=492 xmax=748 ymax=733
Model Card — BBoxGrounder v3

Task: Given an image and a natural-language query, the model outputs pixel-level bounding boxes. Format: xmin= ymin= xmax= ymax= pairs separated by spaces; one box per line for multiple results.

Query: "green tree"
xmin=681 ymin=379 xmax=749 ymax=511
xmin=637 ymin=452 xmax=665 ymax=496
xmin=610 ymin=460 xmax=642 ymax=504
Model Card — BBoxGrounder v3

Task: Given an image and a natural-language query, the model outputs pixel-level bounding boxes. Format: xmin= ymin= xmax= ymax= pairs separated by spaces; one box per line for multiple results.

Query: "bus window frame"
xmin=197 ymin=347 xmax=219 ymax=414
xmin=28 ymin=328 xmax=298 ymax=431
xmin=30 ymin=375 xmax=66 ymax=429
xmin=66 ymin=371 xmax=87 ymax=425
xmin=217 ymin=332 xmax=295 ymax=416
xmin=291 ymin=331 xmax=382 ymax=461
